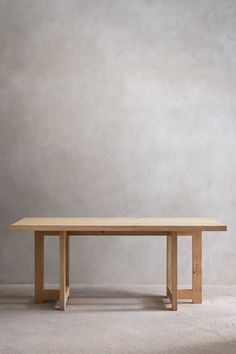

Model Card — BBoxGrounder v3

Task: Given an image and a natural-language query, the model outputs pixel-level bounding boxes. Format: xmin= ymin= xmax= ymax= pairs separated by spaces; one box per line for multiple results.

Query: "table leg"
xmin=166 ymin=233 xmax=178 ymax=310
xmin=59 ymin=231 xmax=67 ymax=311
xmin=171 ymin=232 xmax=178 ymax=310
xmin=166 ymin=235 xmax=172 ymax=296
xmin=192 ymin=231 xmax=202 ymax=303
xmin=66 ymin=234 xmax=70 ymax=297
xmin=34 ymin=231 xmax=44 ymax=304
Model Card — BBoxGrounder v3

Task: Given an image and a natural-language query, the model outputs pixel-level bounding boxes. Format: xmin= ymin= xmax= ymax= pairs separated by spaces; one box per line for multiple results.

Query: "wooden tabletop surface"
xmin=11 ymin=217 xmax=227 ymax=232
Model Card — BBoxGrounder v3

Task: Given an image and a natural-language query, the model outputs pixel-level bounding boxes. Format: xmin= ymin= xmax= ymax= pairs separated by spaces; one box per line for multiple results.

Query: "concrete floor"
xmin=0 ymin=285 xmax=236 ymax=354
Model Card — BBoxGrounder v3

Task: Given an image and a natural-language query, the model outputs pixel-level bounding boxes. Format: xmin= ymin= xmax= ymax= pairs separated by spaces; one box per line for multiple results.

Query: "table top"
xmin=11 ymin=217 xmax=227 ymax=232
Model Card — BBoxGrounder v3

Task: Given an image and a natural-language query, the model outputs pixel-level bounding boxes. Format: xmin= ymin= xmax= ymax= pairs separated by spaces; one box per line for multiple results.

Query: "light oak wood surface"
xmin=11 ymin=217 xmax=227 ymax=311
xmin=34 ymin=231 xmax=44 ymax=304
xmin=59 ymin=231 xmax=67 ymax=311
xmin=11 ymin=217 xmax=227 ymax=232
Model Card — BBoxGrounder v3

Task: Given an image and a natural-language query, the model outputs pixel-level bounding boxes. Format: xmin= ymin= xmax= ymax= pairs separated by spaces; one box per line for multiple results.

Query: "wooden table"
xmin=11 ymin=217 xmax=227 ymax=311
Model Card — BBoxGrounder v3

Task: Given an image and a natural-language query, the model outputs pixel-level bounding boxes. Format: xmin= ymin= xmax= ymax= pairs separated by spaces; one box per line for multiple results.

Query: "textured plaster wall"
xmin=0 ymin=0 xmax=236 ymax=285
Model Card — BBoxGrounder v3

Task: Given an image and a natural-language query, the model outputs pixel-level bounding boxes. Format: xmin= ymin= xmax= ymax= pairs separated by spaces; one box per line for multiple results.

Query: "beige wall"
xmin=0 ymin=0 xmax=235 ymax=285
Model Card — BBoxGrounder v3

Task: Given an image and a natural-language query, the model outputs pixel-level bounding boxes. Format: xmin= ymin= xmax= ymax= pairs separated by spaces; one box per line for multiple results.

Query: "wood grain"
xmin=171 ymin=232 xmax=178 ymax=311
xmin=34 ymin=231 xmax=44 ymax=304
xmin=192 ymin=231 xmax=202 ymax=304
xmin=166 ymin=235 xmax=172 ymax=295
xmin=11 ymin=217 xmax=227 ymax=232
xmin=60 ymin=231 xmax=67 ymax=311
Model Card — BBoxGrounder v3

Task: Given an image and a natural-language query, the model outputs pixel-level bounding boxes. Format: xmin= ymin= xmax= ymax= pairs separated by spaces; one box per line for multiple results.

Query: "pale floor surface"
xmin=0 ymin=285 xmax=236 ymax=354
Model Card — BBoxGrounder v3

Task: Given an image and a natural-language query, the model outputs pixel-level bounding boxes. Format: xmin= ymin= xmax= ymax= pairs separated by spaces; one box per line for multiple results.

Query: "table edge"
xmin=10 ymin=225 xmax=227 ymax=232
